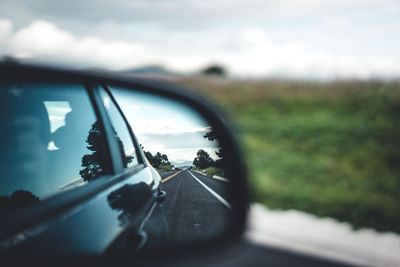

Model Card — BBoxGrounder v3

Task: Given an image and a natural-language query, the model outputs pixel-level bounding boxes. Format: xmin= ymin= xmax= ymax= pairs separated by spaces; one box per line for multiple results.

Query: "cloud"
xmin=127 ymin=117 xmax=210 ymax=135
xmin=1 ymin=0 xmax=395 ymax=30
xmin=138 ymin=131 xmax=220 ymax=162
xmin=139 ymin=131 xmax=215 ymax=149
xmin=0 ymin=19 xmax=12 ymax=41
xmin=0 ymin=18 xmax=399 ymax=78
xmin=2 ymin=20 xmax=153 ymax=69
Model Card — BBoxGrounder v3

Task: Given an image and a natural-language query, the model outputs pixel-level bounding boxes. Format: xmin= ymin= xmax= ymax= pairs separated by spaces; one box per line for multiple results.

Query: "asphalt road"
xmin=161 ymin=169 xmax=232 ymax=244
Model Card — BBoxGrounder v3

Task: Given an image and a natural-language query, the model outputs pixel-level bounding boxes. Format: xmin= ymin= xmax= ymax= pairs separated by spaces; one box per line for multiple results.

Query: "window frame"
xmin=0 ymin=81 xmax=148 ymax=241
xmin=97 ymin=84 xmax=145 ymax=169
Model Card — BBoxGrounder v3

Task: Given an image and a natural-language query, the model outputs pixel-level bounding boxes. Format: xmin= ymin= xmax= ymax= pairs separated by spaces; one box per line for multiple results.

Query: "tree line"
xmin=143 ymin=149 xmax=174 ymax=172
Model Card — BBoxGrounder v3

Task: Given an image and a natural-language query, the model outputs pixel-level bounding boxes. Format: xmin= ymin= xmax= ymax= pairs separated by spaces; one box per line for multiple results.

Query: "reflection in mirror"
xmin=111 ymin=86 xmax=233 ymax=246
xmin=0 ymin=83 xmax=108 ymax=215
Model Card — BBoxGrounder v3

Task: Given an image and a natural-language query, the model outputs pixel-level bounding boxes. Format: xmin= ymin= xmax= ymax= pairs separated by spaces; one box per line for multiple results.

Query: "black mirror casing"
xmin=0 ymin=62 xmax=249 ymax=264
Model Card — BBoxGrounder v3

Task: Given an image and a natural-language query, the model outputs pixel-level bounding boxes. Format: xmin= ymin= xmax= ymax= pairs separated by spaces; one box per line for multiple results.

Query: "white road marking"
xmin=188 ymin=171 xmax=232 ymax=210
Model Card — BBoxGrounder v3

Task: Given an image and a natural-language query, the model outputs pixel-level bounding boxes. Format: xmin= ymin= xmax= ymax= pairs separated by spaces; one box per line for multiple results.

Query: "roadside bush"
xmin=203 ymin=167 xmax=224 ymax=177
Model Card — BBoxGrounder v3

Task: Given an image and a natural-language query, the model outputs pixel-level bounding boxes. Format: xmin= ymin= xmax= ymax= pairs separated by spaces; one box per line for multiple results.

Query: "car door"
xmin=0 ymin=82 xmax=163 ymax=255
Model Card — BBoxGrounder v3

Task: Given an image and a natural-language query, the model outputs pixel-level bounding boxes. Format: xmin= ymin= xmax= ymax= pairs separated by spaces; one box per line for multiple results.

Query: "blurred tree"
xmin=201 ymin=64 xmax=227 ymax=76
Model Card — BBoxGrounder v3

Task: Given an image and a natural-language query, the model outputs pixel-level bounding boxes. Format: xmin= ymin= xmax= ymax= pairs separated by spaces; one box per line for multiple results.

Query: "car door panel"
xmin=3 ymin=165 xmax=159 ymax=255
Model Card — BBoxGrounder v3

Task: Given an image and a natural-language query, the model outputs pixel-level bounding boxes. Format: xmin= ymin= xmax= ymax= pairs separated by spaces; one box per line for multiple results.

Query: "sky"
xmin=110 ymin=87 xmax=219 ymax=164
xmin=0 ymin=0 xmax=399 ymax=79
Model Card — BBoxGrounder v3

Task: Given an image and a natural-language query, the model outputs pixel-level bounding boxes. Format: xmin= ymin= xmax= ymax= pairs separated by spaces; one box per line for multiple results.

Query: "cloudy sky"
xmin=110 ymin=87 xmax=219 ymax=163
xmin=0 ymin=0 xmax=399 ymax=78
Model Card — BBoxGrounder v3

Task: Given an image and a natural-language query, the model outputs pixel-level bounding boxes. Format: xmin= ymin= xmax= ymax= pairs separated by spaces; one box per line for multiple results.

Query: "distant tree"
xmin=144 ymin=150 xmax=154 ymax=164
xmin=160 ymin=153 xmax=169 ymax=164
xmin=193 ymin=149 xmax=214 ymax=169
xmin=201 ymin=64 xmax=227 ymax=76
xmin=144 ymin=150 xmax=172 ymax=169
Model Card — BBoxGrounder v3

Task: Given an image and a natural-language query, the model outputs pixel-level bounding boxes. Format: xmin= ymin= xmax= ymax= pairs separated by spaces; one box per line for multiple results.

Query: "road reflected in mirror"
xmin=111 ymin=86 xmax=233 ymax=246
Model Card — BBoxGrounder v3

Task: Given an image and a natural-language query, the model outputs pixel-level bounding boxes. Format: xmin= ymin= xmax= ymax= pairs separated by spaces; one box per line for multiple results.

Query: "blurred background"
xmin=1 ymin=1 xmax=400 ymax=263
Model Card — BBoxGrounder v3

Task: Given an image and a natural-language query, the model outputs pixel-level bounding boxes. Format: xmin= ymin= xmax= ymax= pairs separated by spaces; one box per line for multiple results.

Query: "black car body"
xmin=0 ymin=64 xmax=168 ymax=256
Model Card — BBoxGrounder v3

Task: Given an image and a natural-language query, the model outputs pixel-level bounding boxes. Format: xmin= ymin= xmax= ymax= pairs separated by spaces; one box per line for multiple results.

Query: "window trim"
xmin=99 ymin=84 xmax=145 ymax=168
xmin=85 ymin=83 xmax=115 ymax=175
xmin=90 ymin=85 xmax=124 ymax=173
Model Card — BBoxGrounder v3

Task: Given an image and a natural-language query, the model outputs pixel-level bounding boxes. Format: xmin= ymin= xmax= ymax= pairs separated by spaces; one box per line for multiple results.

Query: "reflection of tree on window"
xmin=107 ymin=182 xmax=153 ymax=226
xmin=0 ymin=190 xmax=39 ymax=213
xmin=79 ymin=121 xmax=107 ymax=182
xmin=79 ymin=121 xmax=134 ymax=182
xmin=115 ymin=133 xmax=133 ymax=168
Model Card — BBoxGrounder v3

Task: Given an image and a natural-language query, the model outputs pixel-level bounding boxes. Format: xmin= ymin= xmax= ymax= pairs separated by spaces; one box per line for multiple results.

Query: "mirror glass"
xmin=110 ymin=86 xmax=233 ymax=246
xmin=0 ymin=82 xmax=234 ymax=254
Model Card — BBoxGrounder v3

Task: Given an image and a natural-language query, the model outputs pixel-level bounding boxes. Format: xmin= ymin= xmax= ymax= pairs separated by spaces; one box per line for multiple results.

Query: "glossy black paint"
xmin=5 ymin=166 xmax=158 ymax=255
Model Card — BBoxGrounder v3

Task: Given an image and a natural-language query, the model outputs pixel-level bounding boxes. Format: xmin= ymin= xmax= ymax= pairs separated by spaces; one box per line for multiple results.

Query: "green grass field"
xmin=179 ymin=77 xmax=400 ymax=233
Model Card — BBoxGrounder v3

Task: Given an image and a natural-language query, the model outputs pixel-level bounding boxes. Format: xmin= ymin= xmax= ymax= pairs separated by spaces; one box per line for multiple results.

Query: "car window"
xmin=98 ymin=87 xmax=138 ymax=169
xmin=0 ymin=83 xmax=109 ymax=209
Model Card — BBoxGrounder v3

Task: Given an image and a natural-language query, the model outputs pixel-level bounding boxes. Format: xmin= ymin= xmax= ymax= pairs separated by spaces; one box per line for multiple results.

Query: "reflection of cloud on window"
xmin=43 ymin=101 xmax=71 ymax=133
xmin=103 ymin=96 xmax=110 ymax=109
xmin=57 ymin=177 xmax=86 ymax=190
xmin=49 ymin=115 xmax=65 ymax=122
xmin=125 ymin=147 xmax=136 ymax=157
xmin=47 ymin=106 xmax=72 ymax=114
xmin=47 ymin=140 xmax=59 ymax=151
xmin=126 ymin=105 xmax=141 ymax=112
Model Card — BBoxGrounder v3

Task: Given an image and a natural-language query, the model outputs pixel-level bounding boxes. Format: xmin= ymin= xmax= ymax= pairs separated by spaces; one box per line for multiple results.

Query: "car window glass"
xmin=0 ymin=83 xmax=108 ymax=211
xmin=98 ymin=88 xmax=138 ymax=169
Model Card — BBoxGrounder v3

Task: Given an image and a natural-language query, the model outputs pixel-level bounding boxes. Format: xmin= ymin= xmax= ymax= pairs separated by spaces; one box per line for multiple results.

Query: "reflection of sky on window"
xmin=43 ymin=101 xmax=72 ymax=133
xmin=110 ymin=87 xmax=219 ymax=163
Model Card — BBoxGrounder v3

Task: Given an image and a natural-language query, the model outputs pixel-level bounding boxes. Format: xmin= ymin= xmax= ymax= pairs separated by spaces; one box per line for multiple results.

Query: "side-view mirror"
xmin=0 ymin=63 xmax=248 ymax=263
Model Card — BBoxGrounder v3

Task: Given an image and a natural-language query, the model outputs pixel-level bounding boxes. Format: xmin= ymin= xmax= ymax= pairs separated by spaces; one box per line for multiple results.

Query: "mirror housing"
xmin=0 ymin=62 xmax=249 ymax=261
